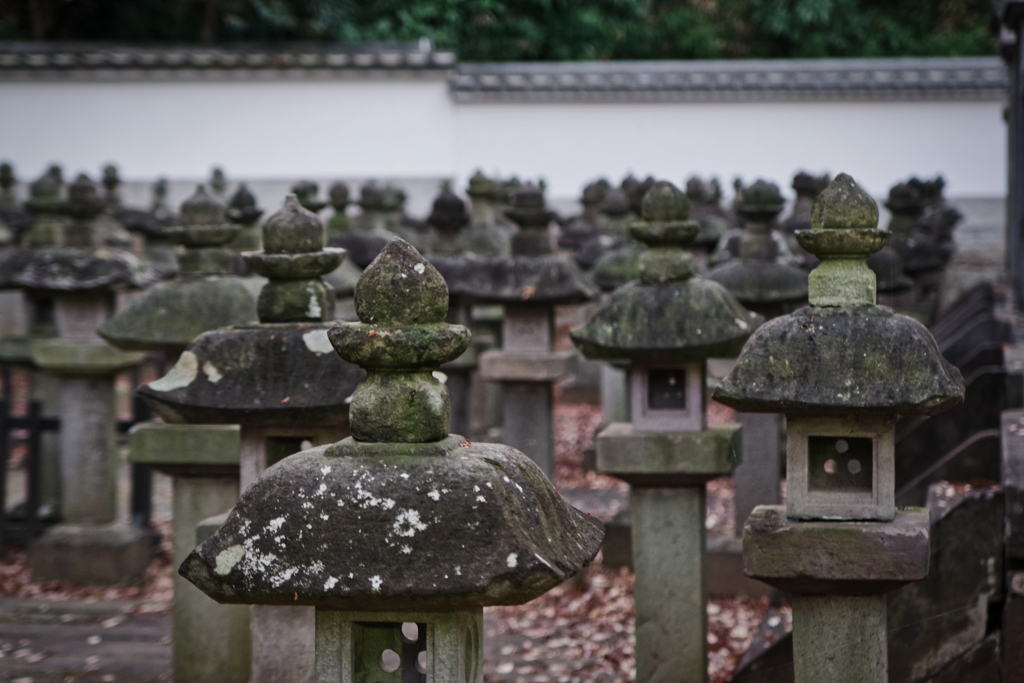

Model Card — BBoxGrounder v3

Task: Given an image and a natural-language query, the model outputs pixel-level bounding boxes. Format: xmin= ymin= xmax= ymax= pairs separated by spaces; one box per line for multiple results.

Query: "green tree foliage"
xmin=0 ymin=0 xmax=996 ymax=60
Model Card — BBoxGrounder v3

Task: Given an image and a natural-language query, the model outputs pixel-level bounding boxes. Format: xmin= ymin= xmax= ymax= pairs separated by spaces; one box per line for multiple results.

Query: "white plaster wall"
xmin=0 ymin=77 xmax=456 ymax=181
xmin=0 ymin=76 xmax=1007 ymax=203
xmin=453 ymin=99 xmax=1007 ymax=199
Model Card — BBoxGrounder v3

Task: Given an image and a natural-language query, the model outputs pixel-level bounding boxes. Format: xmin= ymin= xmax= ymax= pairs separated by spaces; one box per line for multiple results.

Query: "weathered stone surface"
xmin=31 ymin=523 xmax=150 ymax=585
xmin=0 ymin=247 xmax=155 ymax=291
xmin=31 ymin=339 xmax=144 ymax=374
xmin=707 ymin=260 xmax=807 ymax=305
xmin=742 ymin=505 xmax=930 ymax=595
xmin=97 ymin=278 xmax=258 ymax=353
xmin=714 ymin=306 xmax=963 ymax=416
xmin=454 ymin=254 xmax=595 ymax=304
xmin=138 ymin=324 xmax=364 ymax=428
xmin=330 ymin=240 xmax=469 ymax=443
xmin=887 ymin=486 xmax=1003 ymax=683
xmin=128 ymin=422 xmax=240 ymax=477
xmin=571 ymin=279 xmax=761 ymax=362
xmin=596 ymin=422 xmax=740 ymax=485
xmin=478 ymin=350 xmax=574 ymax=382
xmin=180 ymin=438 xmax=604 ymax=611
xmin=792 ymin=594 xmax=887 ymax=683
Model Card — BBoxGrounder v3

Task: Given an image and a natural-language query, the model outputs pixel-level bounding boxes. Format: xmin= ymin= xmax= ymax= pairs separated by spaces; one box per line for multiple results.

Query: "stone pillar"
xmin=632 ymin=486 xmax=707 ymax=681
xmin=715 ymin=174 xmax=964 ymax=683
xmin=791 ymin=594 xmax=887 ymax=682
xmin=599 ymin=363 xmax=629 ymax=424
xmin=481 ymin=305 xmax=573 ymax=478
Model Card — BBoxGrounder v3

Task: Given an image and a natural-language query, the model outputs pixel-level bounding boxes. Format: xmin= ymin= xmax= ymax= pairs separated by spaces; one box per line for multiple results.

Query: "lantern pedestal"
xmin=29 ymin=337 xmax=148 ymax=585
xmin=316 ymin=609 xmax=483 ymax=683
xmin=598 ymin=424 xmax=741 ymax=683
xmin=129 ymin=422 xmax=250 ymax=683
xmin=744 ymin=506 xmax=929 ymax=683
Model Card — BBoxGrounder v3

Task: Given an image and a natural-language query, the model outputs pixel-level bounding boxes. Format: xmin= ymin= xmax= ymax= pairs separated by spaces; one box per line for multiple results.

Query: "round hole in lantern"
xmin=824 ymin=459 xmax=838 ymax=474
xmin=300 ymin=439 xmax=313 ymax=451
xmin=401 ymin=622 xmax=418 ymax=642
xmin=847 ymin=459 xmax=862 ymax=475
xmin=381 ymin=649 xmax=400 ymax=673
xmin=416 ymin=650 xmax=427 ymax=673
xmin=835 ymin=439 xmax=849 ymax=454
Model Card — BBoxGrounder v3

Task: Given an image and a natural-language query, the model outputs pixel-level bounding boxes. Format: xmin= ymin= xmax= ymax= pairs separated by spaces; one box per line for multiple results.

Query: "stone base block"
xmin=479 ymin=350 xmax=574 ymax=382
xmin=743 ymin=505 xmax=929 ymax=595
xmin=30 ymin=523 xmax=150 ymax=585
xmin=596 ymin=422 xmax=741 ymax=486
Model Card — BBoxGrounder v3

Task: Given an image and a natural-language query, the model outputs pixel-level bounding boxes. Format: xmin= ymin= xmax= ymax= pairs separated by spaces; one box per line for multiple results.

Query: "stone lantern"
xmin=681 ymin=176 xmax=729 ymax=272
xmin=179 ymin=238 xmax=604 ymax=683
xmin=227 ymin=183 xmax=264 ymax=253
xmin=558 ymin=179 xmax=607 ymax=259
xmin=292 ymin=180 xmax=329 ymax=215
xmin=0 ymin=174 xmax=156 ymax=584
xmin=330 ymin=182 xmax=398 ymax=269
xmin=709 ymin=179 xmax=800 ymax=269
xmin=140 ymin=195 xmax=363 ymax=683
xmin=21 ymin=168 xmax=65 ymax=249
xmin=571 ymin=181 xmax=760 ymax=683
xmin=781 ymin=171 xmax=831 ymax=269
xmin=714 ymin=174 xmax=965 ymax=683
xmin=97 ymin=184 xmax=259 ymax=683
xmin=210 ymin=167 xmax=228 ymax=199
xmin=465 ymin=170 xmax=514 ymax=254
xmin=326 ymin=181 xmax=350 ymax=237
xmin=474 ymin=183 xmax=596 ymax=477
xmin=425 ymin=186 xmax=484 ymax=438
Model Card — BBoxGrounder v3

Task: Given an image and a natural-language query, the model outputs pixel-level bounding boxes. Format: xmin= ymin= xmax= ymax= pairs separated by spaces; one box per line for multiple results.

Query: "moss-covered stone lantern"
xmin=292 ymin=180 xmax=329 ymax=215
xmin=179 ymin=238 xmax=603 ymax=683
xmin=1 ymin=174 xmax=156 ymax=585
xmin=571 ymin=181 xmax=762 ymax=683
xmin=326 ymin=181 xmax=350 ymax=238
xmin=328 ymin=182 xmax=399 ymax=270
xmin=140 ymin=195 xmax=364 ymax=683
xmin=713 ymin=174 xmax=965 ymax=683
xmin=474 ymin=183 xmax=596 ymax=478
xmin=708 ymin=179 xmax=801 ymax=269
xmin=21 ymin=168 xmax=65 ymax=249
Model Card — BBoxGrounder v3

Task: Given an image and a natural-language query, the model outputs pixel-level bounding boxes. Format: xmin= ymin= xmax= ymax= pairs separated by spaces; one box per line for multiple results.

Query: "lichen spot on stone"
xmin=306 ymin=290 xmax=322 ymax=319
xmin=324 ymin=577 xmax=338 ymax=590
xmin=393 ymin=509 xmax=428 ymax=537
xmin=320 ymin=465 xmax=332 ymax=475
xmin=303 ymin=329 xmax=334 ymax=355
xmin=148 ymin=351 xmax=198 ymax=392
xmin=202 ymin=361 xmax=223 ymax=384
xmin=214 ymin=545 xmax=245 ymax=576
xmin=414 ymin=262 xmax=425 ymax=274
xmin=267 ymin=517 xmax=286 ymax=533
xmin=370 ymin=575 xmax=383 ymax=592
xmin=506 ymin=553 xmax=518 ymax=568
xmin=427 ymin=490 xmax=440 ymax=501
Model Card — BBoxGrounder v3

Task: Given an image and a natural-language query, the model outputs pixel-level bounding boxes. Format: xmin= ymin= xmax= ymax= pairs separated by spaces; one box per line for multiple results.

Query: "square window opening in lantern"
xmin=631 ymin=362 xmax=706 ymax=433
xmin=807 ymin=436 xmax=874 ymax=494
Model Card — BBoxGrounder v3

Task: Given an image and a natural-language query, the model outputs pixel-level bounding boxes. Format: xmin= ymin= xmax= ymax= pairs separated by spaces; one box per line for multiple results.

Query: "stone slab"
xmin=1003 ymin=409 xmax=1024 ymax=559
xmin=31 ymin=339 xmax=144 ymax=374
xmin=792 ymin=594 xmax=887 ymax=683
xmin=478 ymin=349 xmax=575 ymax=382
xmin=30 ymin=523 xmax=151 ymax=585
xmin=743 ymin=505 xmax=929 ymax=595
xmin=888 ymin=486 xmax=1003 ymax=683
xmin=0 ymin=336 xmax=36 ymax=364
xmin=596 ymin=422 xmax=741 ymax=485
xmin=129 ymin=421 xmax=241 ymax=477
